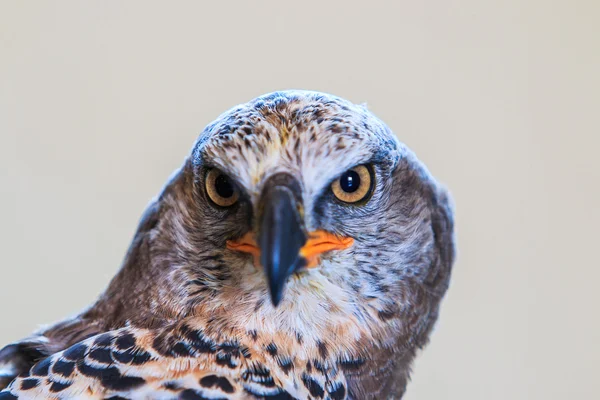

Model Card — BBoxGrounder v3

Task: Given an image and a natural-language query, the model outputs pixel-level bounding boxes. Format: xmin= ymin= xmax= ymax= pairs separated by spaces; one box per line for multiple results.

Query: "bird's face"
xmin=196 ymin=123 xmax=394 ymax=307
xmin=159 ymin=91 xmax=451 ymax=337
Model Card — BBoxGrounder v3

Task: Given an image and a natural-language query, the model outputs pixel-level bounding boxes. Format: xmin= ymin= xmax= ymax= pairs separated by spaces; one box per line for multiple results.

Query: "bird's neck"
xmin=185 ymin=269 xmax=397 ymax=359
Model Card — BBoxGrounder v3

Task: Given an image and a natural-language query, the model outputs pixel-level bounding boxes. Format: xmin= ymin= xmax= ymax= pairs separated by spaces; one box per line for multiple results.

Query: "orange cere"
xmin=300 ymin=230 xmax=354 ymax=268
xmin=226 ymin=232 xmax=261 ymax=266
xmin=226 ymin=230 xmax=353 ymax=269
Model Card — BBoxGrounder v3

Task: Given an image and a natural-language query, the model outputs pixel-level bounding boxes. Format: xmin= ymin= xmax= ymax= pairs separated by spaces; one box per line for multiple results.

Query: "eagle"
xmin=0 ymin=91 xmax=455 ymax=399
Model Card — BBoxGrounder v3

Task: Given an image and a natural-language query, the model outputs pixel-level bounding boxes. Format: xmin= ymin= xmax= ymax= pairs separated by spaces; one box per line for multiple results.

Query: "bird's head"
xmin=107 ymin=91 xmax=456 ymax=339
xmin=190 ymin=91 xmax=405 ymax=308
xmin=17 ymin=90 xmax=455 ymax=341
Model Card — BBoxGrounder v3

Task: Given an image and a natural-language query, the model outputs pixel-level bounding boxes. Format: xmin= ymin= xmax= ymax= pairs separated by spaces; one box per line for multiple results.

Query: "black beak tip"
xmin=269 ymin=289 xmax=283 ymax=307
xmin=266 ymin=269 xmax=286 ymax=307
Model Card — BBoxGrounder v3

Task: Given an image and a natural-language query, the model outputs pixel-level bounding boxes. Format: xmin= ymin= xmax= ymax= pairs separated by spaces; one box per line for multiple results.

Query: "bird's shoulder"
xmin=0 ymin=321 xmax=355 ymax=400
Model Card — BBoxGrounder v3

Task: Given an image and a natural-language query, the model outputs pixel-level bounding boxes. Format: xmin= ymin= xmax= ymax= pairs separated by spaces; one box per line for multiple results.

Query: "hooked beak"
xmin=226 ymin=174 xmax=354 ymax=306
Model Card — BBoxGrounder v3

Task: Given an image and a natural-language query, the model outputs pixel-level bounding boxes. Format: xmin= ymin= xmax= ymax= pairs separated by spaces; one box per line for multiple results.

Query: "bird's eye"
xmin=331 ymin=165 xmax=373 ymax=204
xmin=206 ymin=169 xmax=240 ymax=207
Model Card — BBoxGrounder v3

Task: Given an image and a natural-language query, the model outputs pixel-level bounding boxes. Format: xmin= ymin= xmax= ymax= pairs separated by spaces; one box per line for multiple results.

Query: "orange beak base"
xmin=299 ymin=230 xmax=354 ymax=268
xmin=226 ymin=230 xmax=353 ymax=270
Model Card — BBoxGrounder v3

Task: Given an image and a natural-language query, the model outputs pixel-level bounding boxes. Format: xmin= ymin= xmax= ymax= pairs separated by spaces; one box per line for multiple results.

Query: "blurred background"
xmin=1 ymin=1 xmax=598 ymax=399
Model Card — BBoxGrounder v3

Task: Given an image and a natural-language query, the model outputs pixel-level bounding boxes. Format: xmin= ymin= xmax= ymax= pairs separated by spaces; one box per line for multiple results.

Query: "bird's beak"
xmin=226 ymin=174 xmax=354 ymax=306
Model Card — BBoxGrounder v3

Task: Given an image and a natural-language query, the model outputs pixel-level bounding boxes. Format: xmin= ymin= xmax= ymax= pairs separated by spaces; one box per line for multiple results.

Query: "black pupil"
xmin=215 ymin=174 xmax=235 ymax=198
xmin=340 ymin=170 xmax=361 ymax=193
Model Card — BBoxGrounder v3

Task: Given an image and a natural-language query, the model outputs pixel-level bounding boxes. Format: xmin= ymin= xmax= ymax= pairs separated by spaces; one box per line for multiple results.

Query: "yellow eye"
xmin=331 ymin=165 xmax=373 ymax=204
xmin=205 ymin=169 xmax=240 ymax=207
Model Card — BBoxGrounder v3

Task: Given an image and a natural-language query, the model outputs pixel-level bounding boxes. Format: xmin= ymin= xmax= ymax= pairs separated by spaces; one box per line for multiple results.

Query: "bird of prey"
xmin=0 ymin=91 xmax=455 ymax=399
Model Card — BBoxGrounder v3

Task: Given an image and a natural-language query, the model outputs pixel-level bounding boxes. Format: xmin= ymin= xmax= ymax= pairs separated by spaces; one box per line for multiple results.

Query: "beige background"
xmin=1 ymin=1 xmax=599 ymax=399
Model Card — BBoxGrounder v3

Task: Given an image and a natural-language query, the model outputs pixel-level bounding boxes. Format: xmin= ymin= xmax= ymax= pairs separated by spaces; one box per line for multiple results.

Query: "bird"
xmin=0 ymin=90 xmax=455 ymax=399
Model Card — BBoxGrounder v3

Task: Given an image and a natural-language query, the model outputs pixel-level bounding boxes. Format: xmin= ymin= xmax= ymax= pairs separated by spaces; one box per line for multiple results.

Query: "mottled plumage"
xmin=0 ymin=91 xmax=455 ymax=399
